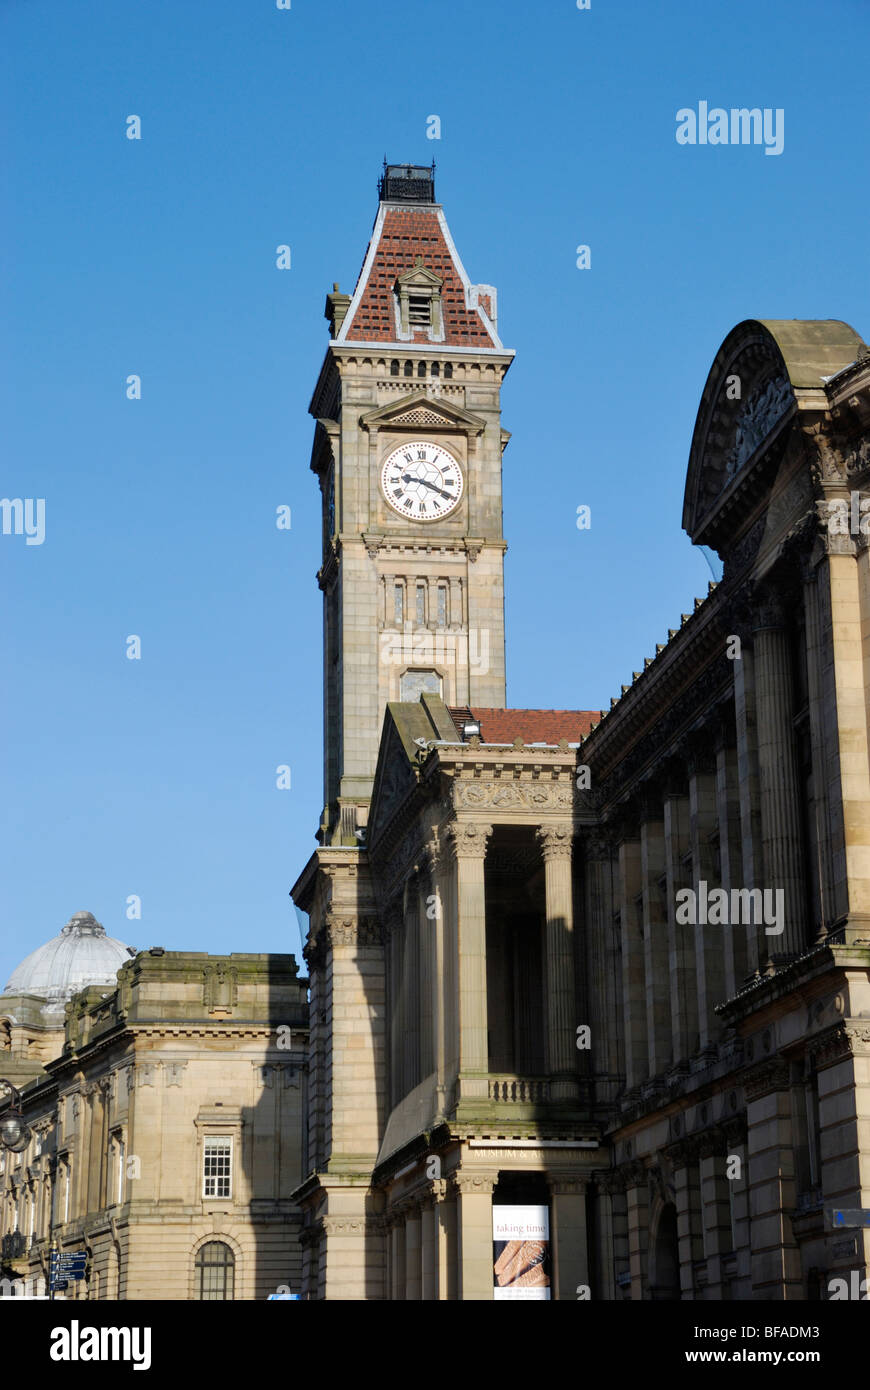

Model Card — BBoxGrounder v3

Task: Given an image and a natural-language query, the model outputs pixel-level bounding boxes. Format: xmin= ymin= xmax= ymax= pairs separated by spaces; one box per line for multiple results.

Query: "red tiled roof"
xmin=339 ymin=206 xmax=498 ymax=348
xmin=448 ymin=707 xmax=599 ymax=745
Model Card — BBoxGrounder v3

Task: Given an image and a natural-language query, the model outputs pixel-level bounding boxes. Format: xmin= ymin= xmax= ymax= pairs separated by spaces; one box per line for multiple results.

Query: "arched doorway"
xmin=649 ymin=1203 xmax=680 ymax=1300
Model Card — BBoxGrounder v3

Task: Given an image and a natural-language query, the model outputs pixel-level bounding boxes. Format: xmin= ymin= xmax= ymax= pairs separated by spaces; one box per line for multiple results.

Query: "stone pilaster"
xmin=744 ymin=1058 xmax=803 ymax=1299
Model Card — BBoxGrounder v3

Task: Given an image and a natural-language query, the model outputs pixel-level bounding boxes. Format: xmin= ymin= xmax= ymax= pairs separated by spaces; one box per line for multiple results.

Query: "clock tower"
xmin=309 ymin=162 xmax=513 ymax=845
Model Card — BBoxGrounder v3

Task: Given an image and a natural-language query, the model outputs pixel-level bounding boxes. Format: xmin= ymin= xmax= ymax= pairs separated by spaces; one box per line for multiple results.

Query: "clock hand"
xmin=400 ymin=472 xmax=455 ymax=501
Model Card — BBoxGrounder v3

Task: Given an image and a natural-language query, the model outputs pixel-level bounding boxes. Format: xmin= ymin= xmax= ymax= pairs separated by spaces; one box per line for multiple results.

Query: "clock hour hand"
xmin=400 ymin=472 xmax=455 ymax=501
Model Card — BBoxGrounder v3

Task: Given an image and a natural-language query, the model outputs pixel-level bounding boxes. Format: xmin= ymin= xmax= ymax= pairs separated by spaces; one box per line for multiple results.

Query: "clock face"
xmin=380 ymin=441 xmax=463 ymax=521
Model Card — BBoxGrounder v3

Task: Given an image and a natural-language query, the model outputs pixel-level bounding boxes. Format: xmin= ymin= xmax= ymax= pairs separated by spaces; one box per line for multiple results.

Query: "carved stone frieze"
xmin=454 ymin=779 xmax=574 ymax=812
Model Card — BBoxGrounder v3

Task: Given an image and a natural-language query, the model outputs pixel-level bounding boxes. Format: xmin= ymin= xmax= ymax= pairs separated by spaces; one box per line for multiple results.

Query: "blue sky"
xmin=2 ymin=0 xmax=868 ymax=987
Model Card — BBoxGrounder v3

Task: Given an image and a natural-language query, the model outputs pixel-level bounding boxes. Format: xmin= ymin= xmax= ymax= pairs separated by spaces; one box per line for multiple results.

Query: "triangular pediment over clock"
xmin=360 ymin=391 xmax=486 ymax=437
xmin=682 ymin=318 xmax=867 ymax=556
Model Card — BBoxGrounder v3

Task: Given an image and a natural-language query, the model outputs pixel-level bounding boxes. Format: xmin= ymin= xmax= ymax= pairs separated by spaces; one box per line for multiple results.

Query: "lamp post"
xmin=0 ymin=1080 xmax=31 ymax=1153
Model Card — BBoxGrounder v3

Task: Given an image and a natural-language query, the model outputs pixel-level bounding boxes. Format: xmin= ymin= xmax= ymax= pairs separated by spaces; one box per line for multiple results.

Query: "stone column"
xmin=386 ymin=905 xmax=404 ymax=1110
xmin=421 ymin=1190 xmax=440 ymax=1300
xmin=668 ymin=1138 xmax=703 ymax=1299
xmin=454 ymin=1172 xmax=496 ymax=1301
xmin=745 ymin=1058 xmax=803 ymax=1299
xmin=638 ymin=788 xmax=671 ymax=1078
xmin=616 ymin=813 xmax=647 ymax=1092
xmin=698 ymin=1128 xmax=733 ymax=1299
xmin=448 ymin=822 xmax=493 ymax=1105
xmin=583 ymin=834 xmax=622 ymax=1108
xmin=623 ymin=1161 xmax=649 ymax=1300
xmin=595 ymin=1172 xmax=622 ymax=1301
xmin=390 ymin=1215 xmax=406 ymax=1300
xmin=536 ymin=824 xmax=578 ymax=1100
xmin=662 ymin=762 xmax=696 ymax=1069
xmin=752 ymin=588 xmax=807 ymax=958
xmin=728 ymin=603 xmax=761 ymax=973
xmin=686 ymin=733 xmax=725 ymax=1054
xmin=803 ymin=556 xmax=834 ymax=941
xmin=713 ymin=711 xmax=747 ymax=998
xmin=405 ymin=1201 xmax=423 ymax=1301
xmin=550 ymin=1176 xmax=588 ymax=1299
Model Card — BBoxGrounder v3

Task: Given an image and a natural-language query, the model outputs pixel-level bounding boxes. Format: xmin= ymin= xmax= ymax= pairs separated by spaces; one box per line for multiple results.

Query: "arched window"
xmin=195 ymin=1240 xmax=235 ymax=1300
xmin=443 ymin=362 xmax=453 ymax=379
xmin=390 ymin=360 xmax=399 ymax=377
xmin=430 ymin=362 xmax=440 ymax=377
xmin=403 ymin=360 xmax=413 ymax=378
xmin=417 ymin=360 xmax=426 ymax=378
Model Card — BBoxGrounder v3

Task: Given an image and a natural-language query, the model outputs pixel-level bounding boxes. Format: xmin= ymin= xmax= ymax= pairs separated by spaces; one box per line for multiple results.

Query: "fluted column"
xmin=448 ymin=822 xmax=493 ymax=1102
xmin=536 ymin=824 xmax=578 ymax=1100
xmin=421 ymin=1190 xmax=440 ymax=1300
xmin=753 ymin=588 xmax=807 ymax=958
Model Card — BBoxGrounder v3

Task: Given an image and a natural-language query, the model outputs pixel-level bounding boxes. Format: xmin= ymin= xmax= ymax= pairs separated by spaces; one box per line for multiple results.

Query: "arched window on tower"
xmin=443 ymin=362 xmax=453 ymax=379
xmin=403 ymin=361 xmax=413 ymax=378
xmin=195 ymin=1241 xmax=235 ymax=1300
xmin=390 ymin=360 xmax=399 ymax=377
xmin=417 ymin=360 xmax=426 ymax=378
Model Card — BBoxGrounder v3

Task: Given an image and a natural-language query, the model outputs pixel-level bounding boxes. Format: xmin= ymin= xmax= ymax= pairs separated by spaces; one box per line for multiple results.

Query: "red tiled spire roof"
xmin=336 ymin=203 xmax=502 ymax=350
xmin=448 ymin=707 xmax=599 ymax=745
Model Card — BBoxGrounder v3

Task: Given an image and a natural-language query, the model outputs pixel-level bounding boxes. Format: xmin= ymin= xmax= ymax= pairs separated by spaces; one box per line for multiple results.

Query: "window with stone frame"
xmin=202 ymin=1136 xmax=233 ymax=1200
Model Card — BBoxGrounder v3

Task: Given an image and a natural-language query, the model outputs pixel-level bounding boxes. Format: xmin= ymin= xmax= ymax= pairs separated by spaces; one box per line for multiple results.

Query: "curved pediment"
xmin=683 ymin=319 xmax=866 ymax=553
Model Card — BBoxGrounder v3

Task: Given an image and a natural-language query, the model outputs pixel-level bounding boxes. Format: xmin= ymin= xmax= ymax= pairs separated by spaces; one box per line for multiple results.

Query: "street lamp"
xmin=0 ymin=1081 xmax=31 ymax=1153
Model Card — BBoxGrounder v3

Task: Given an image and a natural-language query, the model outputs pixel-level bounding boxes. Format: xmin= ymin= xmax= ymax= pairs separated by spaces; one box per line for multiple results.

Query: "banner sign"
xmin=492 ymin=1205 xmax=551 ymax=1300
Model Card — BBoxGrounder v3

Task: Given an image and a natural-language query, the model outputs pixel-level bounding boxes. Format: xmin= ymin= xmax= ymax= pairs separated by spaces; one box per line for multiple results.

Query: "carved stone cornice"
xmin=535 ymin=824 xmax=574 ymax=860
xmin=446 ymin=821 xmax=493 ymax=860
xmin=742 ymin=1058 xmax=791 ymax=1101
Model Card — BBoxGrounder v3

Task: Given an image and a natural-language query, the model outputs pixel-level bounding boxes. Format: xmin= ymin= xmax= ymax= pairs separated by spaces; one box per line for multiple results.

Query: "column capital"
xmin=447 ymin=821 xmax=493 ymax=859
xmin=580 ymin=830 xmax=614 ymax=862
xmin=450 ymin=1171 xmax=497 ymax=1197
xmin=548 ymin=1175 xmax=588 ymax=1197
xmin=536 ymin=823 xmax=574 ymax=860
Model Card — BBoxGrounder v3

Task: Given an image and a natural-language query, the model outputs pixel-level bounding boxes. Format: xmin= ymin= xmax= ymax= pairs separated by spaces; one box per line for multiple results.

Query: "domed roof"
xmin=4 ymin=911 xmax=134 ymax=1014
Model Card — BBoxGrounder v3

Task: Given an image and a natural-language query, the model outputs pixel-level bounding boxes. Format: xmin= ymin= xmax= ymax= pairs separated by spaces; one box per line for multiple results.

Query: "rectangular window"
xmin=203 ymin=1137 xmax=233 ymax=1199
xmin=394 ymin=583 xmax=404 ymax=626
xmin=437 ymin=584 xmax=447 ymax=626
xmin=416 ymin=583 xmax=426 ymax=624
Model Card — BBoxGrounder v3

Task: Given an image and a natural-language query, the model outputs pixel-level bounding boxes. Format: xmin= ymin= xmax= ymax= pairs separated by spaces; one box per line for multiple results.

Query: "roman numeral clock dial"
xmin=380 ymin=441 xmax=464 ymax=520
